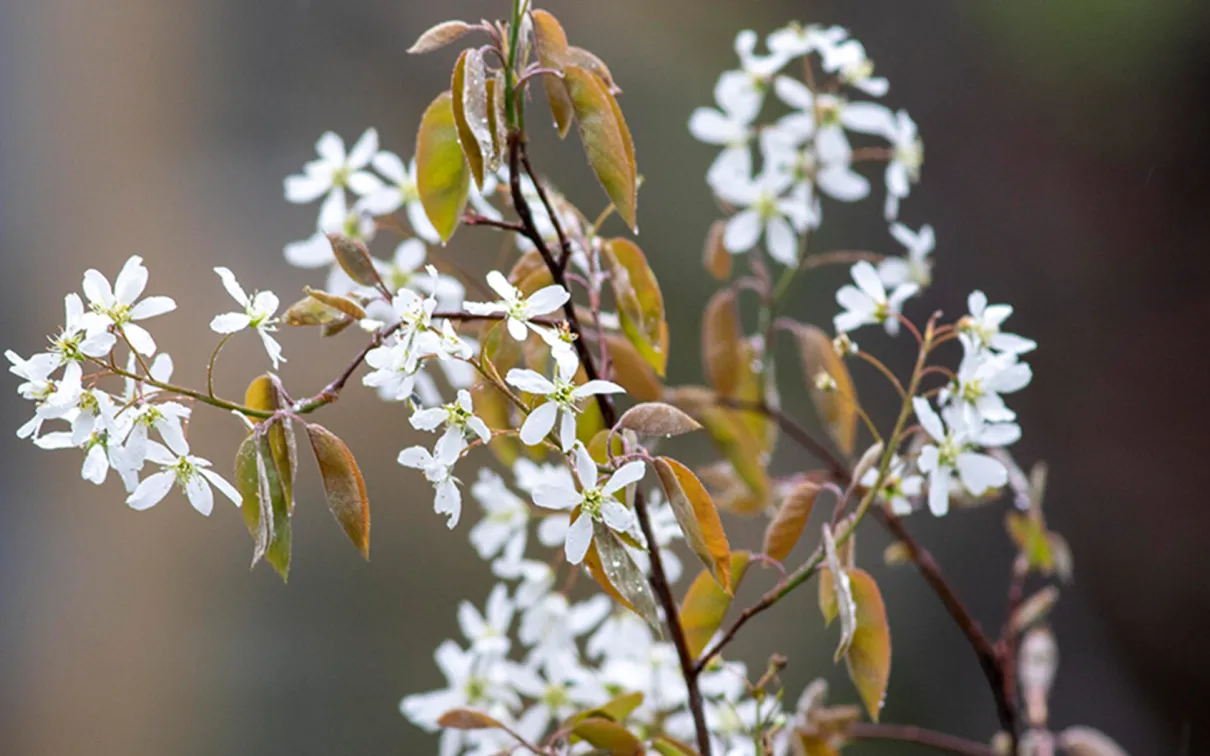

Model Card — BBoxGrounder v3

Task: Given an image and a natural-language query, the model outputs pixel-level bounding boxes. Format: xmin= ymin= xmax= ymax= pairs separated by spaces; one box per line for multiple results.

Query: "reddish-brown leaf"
xmin=529 ymin=9 xmax=574 ymax=138
xmin=408 ymin=20 xmax=475 ymax=54
xmin=845 ymin=568 xmax=892 ymax=722
xmin=680 ymin=552 xmax=751 ymax=660
xmin=763 ymin=481 xmax=820 ymax=563
xmin=654 ymin=457 xmax=731 ymax=592
xmin=437 ymin=708 xmax=504 ymax=730
xmin=603 ymin=238 xmax=666 ymax=375
xmin=305 ymin=423 xmax=370 ymax=559
xmin=563 ymin=66 xmax=638 ymax=231
xmin=617 ymin=402 xmax=701 ymax=437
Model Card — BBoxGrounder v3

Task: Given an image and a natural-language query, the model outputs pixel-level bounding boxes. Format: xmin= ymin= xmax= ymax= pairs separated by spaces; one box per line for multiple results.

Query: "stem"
xmin=845 ymin=723 xmax=996 ymax=756
xmin=206 ymin=333 xmax=233 ymax=400
xmin=802 ymin=249 xmax=885 ymax=270
xmin=519 ymin=145 xmax=574 ymax=271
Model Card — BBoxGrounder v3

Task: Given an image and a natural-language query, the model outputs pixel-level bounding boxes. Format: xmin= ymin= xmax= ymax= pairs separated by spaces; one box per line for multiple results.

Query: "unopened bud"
xmin=1019 ymin=626 xmax=1058 ymax=728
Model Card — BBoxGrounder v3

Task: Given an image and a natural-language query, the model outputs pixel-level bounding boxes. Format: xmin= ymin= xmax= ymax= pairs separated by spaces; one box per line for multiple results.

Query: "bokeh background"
xmin=1 ymin=1 xmax=1207 ymax=753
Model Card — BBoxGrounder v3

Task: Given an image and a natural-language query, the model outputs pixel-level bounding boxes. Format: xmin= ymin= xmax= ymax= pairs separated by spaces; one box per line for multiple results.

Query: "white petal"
xmin=840 ymin=102 xmax=895 ymax=135
xmin=525 ymin=285 xmax=571 ymax=316
xmin=602 ymin=460 xmax=645 ymax=496
xmin=564 ymin=514 xmax=594 ymax=565
xmin=927 ymin=468 xmax=950 ymax=516
xmin=372 ymin=150 xmax=407 ymax=184
xmin=601 ymin=499 xmax=636 ymax=532
xmin=82 ymin=269 xmax=114 ymax=307
xmin=533 ymin=483 xmax=579 ymax=511
xmin=520 ymin=401 xmax=558 ymax=446
xmin=284 ymin=233 xmax=336 ymax=268
xmin=507 ymin=317 xmax=529 ymax=342
xmin=210 ymin=312 xmax=251 ymax=334
xmin=347 ymin=128 xmax=379 ymax=169
xmin=851 ymin=261 xmax=886 ymax=301
xmin=200 ymin=469 xmax=242 ymax=505
xmin=213 ymin=266 xmax=248 ymax=306
xmin=123 ymin=324 xmax=157 ymax=356
xmin=573 ymin=380 xmax=625 ymax=398
xmin=409 ymin=407 xmax=447 ymax=431
xmin=723 ymin=210 xmax=762 ymax=253
xmin=956 ymin=452 xmax=1007 ymax=495
xmin=114 ymin=256 xmax=149 ymax=305
xmin=347 ymin=170 xmax=384 ymax=196
xmin=558 ymin=409 xmax=577 ymax=452
xmin=912 ymin=397 xmax=946 ymax=442
xmin=765 ymin=216 xmax=797 ymax=265
xmin=127 ymin=471 xmax=174 ymax=511
xmin=817 ymin=165 xmax=870 ymax=202
xmin=573 ymin=445 xmax=598 ymax=488
xmin=689 ymin=108 xmax=741 ymax=145
xmin=397 ymin=446 xmax=434 ymax=469
xmin=185 ymin=473 xmax=214 ymax=516
xmin=506 ymin=369 xmax=555 ymax=395
xmin=284 ymin=172 xmax=331 ymax=203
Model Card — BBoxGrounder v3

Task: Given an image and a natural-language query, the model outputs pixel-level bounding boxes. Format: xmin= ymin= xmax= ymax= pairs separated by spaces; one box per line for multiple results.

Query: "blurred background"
xmin=1 ymin=0 xmax=1207 ymax=753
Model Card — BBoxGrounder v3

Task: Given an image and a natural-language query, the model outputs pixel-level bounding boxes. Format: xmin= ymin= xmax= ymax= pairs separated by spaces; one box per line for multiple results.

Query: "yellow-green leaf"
xmin=305 ymin=423 xmax=370 ymax=559
xmin=566 ymin=45 xmax=621 ymax=93
xmin=450 ymin=50 xmax=485 ymax=189
xmin=702 ymin=220 xmax=731 ymax=281
xmin=584 ymin=538 xmax=639 ymax=616
xmin=244 ymin=375 xmax=296 ymax=513
xmin=763 ymin=481 xmax=820 ymax=563
xmin=564 ymin=65 xmax=637 ymax=231
xmin=652 ymin=736 xmax=700 ymax=756
xmin=845 ymin=568 xmax=892 ymax=722
xmin=665 ymin=386 xmax=770 ymax=514
xmin=564 ymin=691 xmax=645 ymax=729
xmin=437 ymin=708 xmax=504 ymax=730
xmin=791 ymin=323 xmax=858 ymax=457
xmin=571 ymin=717 xmax=643 ymax=755
xmin=603 ymin=332 xmax=663 ymax=402
xmin=594 ymin=521 xmax=660 ymax=630
xmin=680 ymin=551 xmax=751 ymax=660
xmin=530 ymin=9 xmax=574 ymax=137
xmin=702 ymin=289 xmax=743 ymax=396
xmin=1006 ymin=511 xmax=1055 ymax=573
xmin=236 ymin=432 xmax=292 ymax=581
xmin=617 ymin=402 xmax=701 ymax=437
xmin=654 ymin=457 xmax=731 ymax=592
xmin=416 ymin=90 xmax=470 ymax=243
xmin=586 ymin=428 xmax=626 ymax=465
xmin=485 ymin=73 xmax=505 ymax=164
xmin=603 ymin=238 xmax=667 ymax=375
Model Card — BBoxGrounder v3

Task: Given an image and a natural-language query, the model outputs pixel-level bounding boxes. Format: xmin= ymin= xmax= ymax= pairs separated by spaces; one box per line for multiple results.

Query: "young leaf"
xmin=244 ymin=375 xmax=297 ymax=513
xmin=284 ymin=295 xmax=344 ymax=327
xmin=763 ymin=481 xmax=820 ymax=563
xmin=530 ymin=9 xmax=574 ymax=137
xmin=450 ymin=50 xmax=486 ymax=189
xmin=584 ymin=539 xmax=640 ymax=616
xmin=416 ymin=90 xmax=470 ymax=243
xmin=235 ymin=431 xmax=292 ymax=580
xmin=485 ymin=73 xmax=504 ymax=164
xmin=570 ymin=717 xmax=643 ymax=755
xmin=586 ymin=428 xmax=626 ymax=465
xmin=563 ymin=65 xmax=638 ymax=231
xmin=1010 ymin=585 xmax=1060 ymax=634
xmin=680 ymin=551 xmax=751 ymax=660
xmin=408 ymin=20 xmax=475 ymax=54
xmin=603 ymin=332 xmax=663 ymax=402
xmin=326 ymin=233 xmax=384 ymax=290
xmin=617 ymin=402 xmax=701 ymax=437
xmin=702 ymin=289 xmax=743 ymax=397
xmin=437 ymin=708 xmax=504 ymax=730
xmin=845 ymin=568 xmax=892 ymax=722
xmin=822 ymin=525 xmax=857 ymax=661
xmin=305 ymin=423 xmax=371 ymax=559
xmin=654 ymin=457 xmax=731 ymax=592
xmin=593 ymin=521 xmax=661 ymax=630
xmin=652 ymin=736 xmax=700 ymax=756
xmin=304 ymin=287 xmax=366 ymax=320
xmin=603 ymin=238 xmax=667 ymax=375
xmin=563 ymin=691 xmax=645 ymax=729
xmin=702 ymin=219 xmax=731 ymax=281
xmin=566 ymin=46 xmax=621 ymax=93
xmin=791 ymin=323 xmax=858 ymax=456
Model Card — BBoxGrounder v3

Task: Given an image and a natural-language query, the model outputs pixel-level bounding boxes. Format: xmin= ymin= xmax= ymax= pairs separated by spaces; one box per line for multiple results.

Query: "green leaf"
xmin=563 ymin=65 xmax=637 ymax=231
xmin=845 ymin=568 xmax=892 ymax=722
xmin=236 ymin=431 xmax=292 ymax=581
xmin=450 ymin=50 xmax=489 ymax=188
xmin=563 ymin=691 xmax=645 ymax=729
xmin=653 ymin=457 xmax=731 ymax=593
xmin=593 ymin=521 xmax=660 ymax=630
xmin=763 ymin=481 xmax=820 ymax=563
xmin=652 ymin=736 xmax=701 ymax=756
xmin=570 ymin=717 xmax=643 ymax=755
xmin=416 ymin=90 xmax=470 ymax=243
xmin=305 ymin=423 xmax=370 ymax=559
xmin=603 ymin=238 xmax=667 ymax=375
xmin=679 ymin=551 xmax=751 ymax=660
xmin=530 ymin=9 xmax=574 ymax=137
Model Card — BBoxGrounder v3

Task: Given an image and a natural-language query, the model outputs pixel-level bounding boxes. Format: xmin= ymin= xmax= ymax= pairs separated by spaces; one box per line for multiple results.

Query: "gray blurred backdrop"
xmin=1 ymin=1 xmax=1207 ymax=754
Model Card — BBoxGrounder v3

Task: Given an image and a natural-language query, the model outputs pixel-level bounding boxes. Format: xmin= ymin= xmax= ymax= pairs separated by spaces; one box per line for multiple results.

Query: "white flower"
xmin=834 ymin=260 xmax=918 ymax=335
xmin=960 ymin=291 xmax=1037 ymax=355
xmin=715 ymin=162 xmax=813 ymax=266
xmin=420 ymin=319 xmax=473 ymax=362
xmin=362 ymin=338 xmax=423 ymax=402
xmin=8 ymin=351 xmax=72 ymax=439
xmin=913 ymin=397 xmax=1017 ymax=516
xmin=283 ymin=129 xmax=382 ymax=205
xmin=942 ymin=338 xmax=1032 ymax=425
xmin=587 ymin=609 xmax=655 ymax=662
xmin=400 ymin=640 xmax=520 ymax=732
xmin=506 ymin=360 xmax=624 ymax=452
xmin=358 ymin=150 xmax=441 ymax=243
xmin=125 ymin=441 xmax=240 ymax=515
xmin=821 ymin=39 xmax=889 ymax=97
xmin=36 ymin=422 xmax=135 ymax=489
xmin=50 ymin=294 xmax=115 ymax=365
xmin=518 ymin=592 xmax=610 ymax=671
xmin=767 ymin=23 xmax=848 ymax=59
xmin=397 ymin=431 xmax=465 ymax=528
xmin=464 ymin=271 xmax=569 ymax=342
xmin=458 ymin=584 xmax=515 ymax=657
xmin=512 ymin=661 xmax=609 ymax=744
xmin=379 ymin=238 xmax=464 ymax=308
xmin=531 ymin=444 xmax=644 ymax=565
xmin=689 ymin=69 xmax=761 ymax=183
xmin=469 ymin=469 xmax=529 ymax=561
xmin=860 ymin=455 xmax=923 ymax=515
xmin=409 ymin=389 xmax=492 ymax=449
xmin=209 ymin=267 xmax=285 ymax=369
xmin=81 ymin=256 xmax=176 ymax=356
xmin=878 ymin=222 xmax=935 ymax=289
xmin=122 ymin=400 xmax=191 ymax=473
xmin=532 ymin=324 xmax=580 ymax=376
xmin=883 ymin=110 xmax=923 ymax=220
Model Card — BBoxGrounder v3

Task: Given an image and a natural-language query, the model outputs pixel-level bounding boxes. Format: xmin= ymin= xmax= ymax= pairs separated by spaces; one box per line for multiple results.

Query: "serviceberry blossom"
xmin=689 ymin=68 xmax=761 ymax=181
xmin=409 ymin=389 xmax=492 ymax=450
xmin=8 ymin=351 xmax=73 ymax=439
xmin=81 ymin=255 xmax=176 ymax=356
xmin=464 ymin=271 xmax=569 ymax=342
xmin=400 ymin=640 xmax=521 ymax=738
xmin=283 ymin=128 xmax=382 ymax=207
xmin=715 ymin=162 xmax=813 ymax=266
xmin=861 ymin=455 xmax=923 ymax=515
xmin=357 ymin=150 xmax=441 ymax=243
xmin=913 ymin=397 xmax=1017 ymax=516
xmin=125 ymin=441 xmax=240 ymax=516
xmin=512 ymin=661 xmax=609 ymax=744
xmin=457 ymin=584 xmax=515 ymax=657
xmin=878 ymin=222 xmax=935 ymax=289
xmin=50 ymin=294 xmax=115 ymax=366
xmin=820 ymin=38 xmax=889 ymax=97
xmin=517 ymin=592 xmax=610 ymax=672
xmin=532 ymin=444 xmax=643 ymax=565
xmin=209 ymin=267 xmax=284 ymax=369
xmin=378 ymin=238 xmax=464 ymax=309
xmin=397 ymin=431 xmax=465 ymax=528
xmin=942 ymin=338 xmax=1033 ymax=425
xmin=882 ymin=109 xmax=923 ymax=220
xmin=834 ymin=260 xmax=918 ymax=336
xmin=468 ymin=468 xmax=529 ymax=561
xmin=505 ymin=360 xmax=624 ymax=452
xmin=960 ymin=290 xmax=1037 ymax=355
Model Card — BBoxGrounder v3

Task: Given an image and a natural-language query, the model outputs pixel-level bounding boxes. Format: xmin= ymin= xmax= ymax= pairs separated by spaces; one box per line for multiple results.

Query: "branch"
xmin=846 ymin=723 xmax=996 ymax=756
xmin=518 ymin=143 xmax=574 ymax=272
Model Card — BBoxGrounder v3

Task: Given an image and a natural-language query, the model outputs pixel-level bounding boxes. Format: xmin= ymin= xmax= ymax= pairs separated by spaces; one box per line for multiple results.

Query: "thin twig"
xmin=846 ymin=722 xmax=996 ymax=756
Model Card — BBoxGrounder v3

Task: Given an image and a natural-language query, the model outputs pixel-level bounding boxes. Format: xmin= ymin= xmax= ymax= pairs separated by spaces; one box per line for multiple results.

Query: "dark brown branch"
xmin=504 ymin=129 xmax=712 ymax=756
xmin=715 ymin=397 xmax=849 ymax=482
xmin=464 ymin=213 xmax=527 ymax=234
xmin=518 ymin=143 xmax=575 ymax=272
xmin=846 ymin=723 xmax=996 ymax=756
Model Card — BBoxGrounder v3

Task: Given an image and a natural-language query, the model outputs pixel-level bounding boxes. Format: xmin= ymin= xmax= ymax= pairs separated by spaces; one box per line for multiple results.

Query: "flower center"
xmin=581 ymin=487 xmax=604 ymax=518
